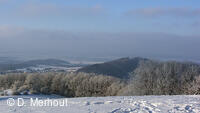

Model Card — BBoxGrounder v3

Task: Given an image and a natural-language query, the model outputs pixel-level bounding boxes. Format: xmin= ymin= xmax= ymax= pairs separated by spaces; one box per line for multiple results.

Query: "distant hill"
xmin=0 ymin=59 xmax=72 ymax=72
xmin=77 ymin=57 xmax=148 ymax=79
xmin=19 ymin=59 xmax=71 ymax=67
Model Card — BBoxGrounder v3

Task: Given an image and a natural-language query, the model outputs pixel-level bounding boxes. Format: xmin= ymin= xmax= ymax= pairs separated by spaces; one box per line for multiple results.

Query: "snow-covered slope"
xmin=0 ymin=95 xmax=200 ymax=113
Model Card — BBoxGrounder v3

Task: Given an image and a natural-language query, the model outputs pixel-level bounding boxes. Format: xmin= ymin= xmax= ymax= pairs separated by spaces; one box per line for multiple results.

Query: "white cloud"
xmin=14 ymin=2 xmax=105 ymax=18
xmin=125 ymin=7 xmax=200 ymax=18
xmin=0 ymin=0 xmax=8 ymax=2
xmin=0 ymin=26 xmax=25 ymax=38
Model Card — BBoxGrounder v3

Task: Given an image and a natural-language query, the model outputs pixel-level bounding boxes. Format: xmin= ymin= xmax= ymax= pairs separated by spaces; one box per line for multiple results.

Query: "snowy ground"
xmin=0 ymin=95 xmax=200 ymax=113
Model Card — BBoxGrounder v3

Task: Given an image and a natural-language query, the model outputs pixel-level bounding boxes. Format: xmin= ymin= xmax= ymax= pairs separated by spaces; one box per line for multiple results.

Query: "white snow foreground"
xmin=0 ymin=95 xmax=200 ymax=113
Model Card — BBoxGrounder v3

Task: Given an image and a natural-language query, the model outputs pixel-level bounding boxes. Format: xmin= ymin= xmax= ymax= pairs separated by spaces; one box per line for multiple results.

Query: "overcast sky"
xmin=0 ymin=0 xmax=200 ymax=60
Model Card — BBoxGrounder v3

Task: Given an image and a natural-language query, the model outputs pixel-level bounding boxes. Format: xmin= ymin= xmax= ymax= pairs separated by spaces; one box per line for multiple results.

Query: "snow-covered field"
xmin=0 ymin=95 xmax=200 ymax=113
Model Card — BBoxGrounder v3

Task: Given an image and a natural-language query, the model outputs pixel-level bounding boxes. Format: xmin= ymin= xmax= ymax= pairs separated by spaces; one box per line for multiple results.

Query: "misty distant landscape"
xmin=0 ymin=57 xmax=84 ymax=74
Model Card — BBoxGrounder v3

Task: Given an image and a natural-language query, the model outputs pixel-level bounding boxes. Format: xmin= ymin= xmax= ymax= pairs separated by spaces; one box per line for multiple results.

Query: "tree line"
xmin=0 ymin=60 xmax=200 ymax=97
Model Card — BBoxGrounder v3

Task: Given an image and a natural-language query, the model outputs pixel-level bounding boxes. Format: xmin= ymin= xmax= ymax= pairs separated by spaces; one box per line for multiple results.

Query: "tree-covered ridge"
xmin=77 ymin=57 xmax=148 ymax=79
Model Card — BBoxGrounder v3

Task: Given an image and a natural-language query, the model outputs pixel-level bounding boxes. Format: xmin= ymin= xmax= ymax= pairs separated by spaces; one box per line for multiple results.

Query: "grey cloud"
xmin=191 ymin=21 xmax=200 ymax=28
xmin=0 ymin=27 xmax=200 ymax=60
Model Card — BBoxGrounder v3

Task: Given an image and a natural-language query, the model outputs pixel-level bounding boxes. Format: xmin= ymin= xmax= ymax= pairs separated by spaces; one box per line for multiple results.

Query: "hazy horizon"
xmin=0 ymin=0 xmax=200 ymax=61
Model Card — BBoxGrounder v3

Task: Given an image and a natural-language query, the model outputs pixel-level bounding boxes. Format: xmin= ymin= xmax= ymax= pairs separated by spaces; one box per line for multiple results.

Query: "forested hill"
xmin=77 ymin=57 xmax=148 ymax=79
